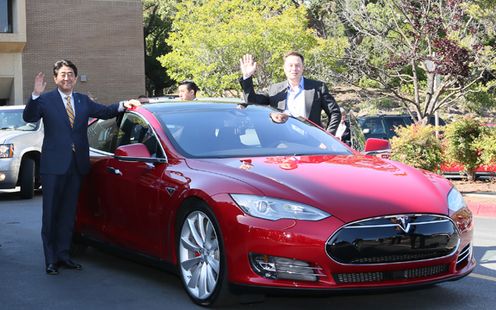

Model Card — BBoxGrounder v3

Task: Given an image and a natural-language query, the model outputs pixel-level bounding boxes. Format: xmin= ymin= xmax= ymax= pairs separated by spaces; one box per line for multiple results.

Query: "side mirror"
xmin=364 ymin=138 xmax=391 ymax=158
xmin=114 ymin=143 xmax=166 ymax=164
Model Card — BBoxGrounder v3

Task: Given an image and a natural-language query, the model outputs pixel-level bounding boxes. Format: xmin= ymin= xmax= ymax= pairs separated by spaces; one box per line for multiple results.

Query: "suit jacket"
xmin=23 ymin=88 xmax=121 ymax=175
xmin=240 ymin=77 xmax=341 ymax=134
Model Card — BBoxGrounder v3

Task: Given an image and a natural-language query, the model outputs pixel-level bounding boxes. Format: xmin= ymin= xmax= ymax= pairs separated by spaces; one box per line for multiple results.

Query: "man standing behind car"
xmin=23 ymin=59 xmax=141 ymax=276
xmin=239 ymin=51 xmax=341 ymax=135
xmin=177 ymin=80 xmax=199 ymax=101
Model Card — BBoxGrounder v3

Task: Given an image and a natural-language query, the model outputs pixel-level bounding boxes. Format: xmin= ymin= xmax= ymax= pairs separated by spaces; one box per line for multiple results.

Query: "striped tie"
xmin=65 ymin=95 xmax=75 ymax=127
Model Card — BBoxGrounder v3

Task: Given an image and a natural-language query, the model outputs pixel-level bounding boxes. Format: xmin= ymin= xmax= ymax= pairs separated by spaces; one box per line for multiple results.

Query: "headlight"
xmin=230 ymin=194 xmax=330 ymax=221
xmin=0 ymin=144 xmax=14 ymax=158
xmin=447 ymin=187 xmax=467 ymax=213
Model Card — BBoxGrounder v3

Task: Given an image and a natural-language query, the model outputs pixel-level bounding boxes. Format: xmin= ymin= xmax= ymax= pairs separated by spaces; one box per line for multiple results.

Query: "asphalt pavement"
xmin=1 ymin=188 xmax=496 ymax=310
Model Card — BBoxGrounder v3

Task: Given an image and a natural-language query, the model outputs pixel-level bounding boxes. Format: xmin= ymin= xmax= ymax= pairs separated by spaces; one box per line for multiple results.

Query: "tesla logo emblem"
xmin=166 ymin=187 xmax=176 ymax=197
xmin=392 ymin=216 xmax=412 ymax=233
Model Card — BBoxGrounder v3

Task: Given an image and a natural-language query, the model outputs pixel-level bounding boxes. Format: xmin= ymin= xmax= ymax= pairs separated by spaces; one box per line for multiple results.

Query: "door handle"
xmin=106 ymin=167 xmax=122 ymax=176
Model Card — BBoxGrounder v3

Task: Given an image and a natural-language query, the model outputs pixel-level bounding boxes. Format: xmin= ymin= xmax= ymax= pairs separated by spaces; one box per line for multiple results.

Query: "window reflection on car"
xmin=158 ymin=106 xmax=351 ymax=158
xmin=88 ymin=112 xmax=164 ymax=158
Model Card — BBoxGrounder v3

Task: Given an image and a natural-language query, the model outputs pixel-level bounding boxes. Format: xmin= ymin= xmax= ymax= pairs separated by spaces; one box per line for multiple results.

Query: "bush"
xmin=390 ymin=124 xmax=443 ymax=172
xmin=443 ymin=117 xmax=484 ymax=180
xmin=473 ymin=126 xmax=496 ymax=165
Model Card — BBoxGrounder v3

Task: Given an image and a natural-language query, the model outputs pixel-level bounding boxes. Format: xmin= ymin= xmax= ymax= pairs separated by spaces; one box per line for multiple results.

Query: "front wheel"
xmin=177 ymin=204 xmax=234 ymax=307
xmin=19 ymin=158 xmax=35 ymax=199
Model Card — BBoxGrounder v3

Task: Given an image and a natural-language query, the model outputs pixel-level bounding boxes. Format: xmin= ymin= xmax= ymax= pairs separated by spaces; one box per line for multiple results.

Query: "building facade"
xmin=0 ymin=0 xmax=145 ymax=105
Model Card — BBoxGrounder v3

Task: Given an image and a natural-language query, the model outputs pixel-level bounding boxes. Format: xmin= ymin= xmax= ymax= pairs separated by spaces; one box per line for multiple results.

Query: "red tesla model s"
xmin=75 ymin=100 xmax=475 ymax=306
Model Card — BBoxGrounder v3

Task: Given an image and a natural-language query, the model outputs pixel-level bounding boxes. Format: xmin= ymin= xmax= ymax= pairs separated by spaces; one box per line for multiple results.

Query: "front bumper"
xmin=0 ymin=158 xmax=20 ymax=189
xmin=214 ymin=197 xmax=476 ymax=291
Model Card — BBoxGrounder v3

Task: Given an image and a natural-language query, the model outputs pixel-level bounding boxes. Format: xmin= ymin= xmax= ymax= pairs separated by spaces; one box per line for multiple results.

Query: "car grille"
xmin=326 ymin=214 xmax=459 ymax=265
xmin=333 ymin=264 xmax=449 ymax=284
xmin=456 ymin=243 xmax=472 ymax=270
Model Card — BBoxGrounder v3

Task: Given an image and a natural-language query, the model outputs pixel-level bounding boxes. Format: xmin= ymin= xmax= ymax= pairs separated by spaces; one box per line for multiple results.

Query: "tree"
xmin=335 ymin=0 xmax=496 ymax=122
xmin=158 ymin=0 xmax=347 ymax=96
xmin=143 ymin=0 xmax=177 ymax=96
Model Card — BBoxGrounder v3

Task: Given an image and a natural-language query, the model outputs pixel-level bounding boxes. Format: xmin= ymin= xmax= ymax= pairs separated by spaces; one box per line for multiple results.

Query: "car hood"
xmin=186 ymin=155 xmax=453 ymax=223
xmin=0 ymin=130 xmax=35 ymax=143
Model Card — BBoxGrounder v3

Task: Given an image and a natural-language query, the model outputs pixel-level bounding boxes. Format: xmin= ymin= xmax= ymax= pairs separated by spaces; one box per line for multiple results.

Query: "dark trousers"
xmin=40 ymin=153 xmax=82 ymax=265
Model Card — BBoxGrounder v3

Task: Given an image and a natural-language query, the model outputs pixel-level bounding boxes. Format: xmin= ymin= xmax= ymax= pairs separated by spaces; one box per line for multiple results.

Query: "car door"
xmin=79 ymin=118 xmax=120 ymax=237
xmin=101 ymin=112 xmax=168 ymax=257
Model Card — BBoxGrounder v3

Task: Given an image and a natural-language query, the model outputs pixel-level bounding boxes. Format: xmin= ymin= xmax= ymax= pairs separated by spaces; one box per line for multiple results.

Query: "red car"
xmin=75 ymin=101 xmax=475 ymax=306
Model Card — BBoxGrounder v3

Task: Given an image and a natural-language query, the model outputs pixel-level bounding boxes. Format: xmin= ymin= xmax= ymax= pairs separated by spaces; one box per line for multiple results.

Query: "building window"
xmin=0 ymin=0 xmax=13 ymax=33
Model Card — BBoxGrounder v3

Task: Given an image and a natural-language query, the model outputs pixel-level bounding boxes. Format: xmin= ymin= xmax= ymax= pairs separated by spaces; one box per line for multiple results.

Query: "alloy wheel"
xmin=178 ymin=210 xmax=221 ymax=301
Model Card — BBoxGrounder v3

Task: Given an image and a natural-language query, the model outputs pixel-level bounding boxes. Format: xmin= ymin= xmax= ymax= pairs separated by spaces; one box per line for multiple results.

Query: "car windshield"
xmin=155 ymin=104 xmax=352 ymax=158
xmin=0 ymin=110 xmax=39 ymax=131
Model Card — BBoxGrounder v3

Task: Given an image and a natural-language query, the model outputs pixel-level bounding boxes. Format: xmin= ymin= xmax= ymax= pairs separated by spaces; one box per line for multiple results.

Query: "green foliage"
xmin=463 ymin=82 xmax=496 ymax=114
xmin=390 ymin=124 xmax=443 ymax=172
xmin=158 ymin=0 xmax=346 ymax=96
xmin=369 ymin=97 xmax=401 ymax=111
xmin=143 ymin=0 xmax=177 ymax=96
xmin=443 ymin=117 xmax=484 ymax=179
xmin=357 ymin=77 xmax=381 ymax=88
xmin=473 ymin=126 xmax=496 ymax=165
xmin=335 ymin=0 xmax=496 ymax=120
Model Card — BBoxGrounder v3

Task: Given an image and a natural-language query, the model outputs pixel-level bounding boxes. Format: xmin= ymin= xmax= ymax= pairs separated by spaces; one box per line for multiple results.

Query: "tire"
xmin=19 ymin=158 xmax=35 ymax=199
xmin=177 ymin=203 xmax=235 ymax=307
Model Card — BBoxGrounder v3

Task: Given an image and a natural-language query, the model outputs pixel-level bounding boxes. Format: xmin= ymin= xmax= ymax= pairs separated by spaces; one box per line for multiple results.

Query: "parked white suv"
xmin=0 ymin=105 xmax=43 ymax=198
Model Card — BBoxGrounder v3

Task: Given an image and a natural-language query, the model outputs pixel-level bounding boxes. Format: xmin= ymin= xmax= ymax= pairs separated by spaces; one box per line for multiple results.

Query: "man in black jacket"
xmin=239 ymin=51 xmax=341 ymax=134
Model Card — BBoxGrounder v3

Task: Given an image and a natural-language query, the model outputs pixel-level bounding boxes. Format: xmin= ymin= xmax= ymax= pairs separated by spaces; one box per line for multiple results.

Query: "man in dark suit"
xmin=239 ymin=52 xmax=341 ymax=134
xmin=23 ymin=59 xmax=141 ymax=275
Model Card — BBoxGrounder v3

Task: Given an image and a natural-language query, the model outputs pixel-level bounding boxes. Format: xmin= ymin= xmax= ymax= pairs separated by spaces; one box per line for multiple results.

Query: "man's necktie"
xmin=65 ymin=95 xmax=75 ymax=127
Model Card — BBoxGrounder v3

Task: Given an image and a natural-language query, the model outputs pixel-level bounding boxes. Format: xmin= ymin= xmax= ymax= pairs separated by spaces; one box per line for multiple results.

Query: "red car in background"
xmin=441 ymin=162 xmax=496 ymax=179
xmin=74 ymin=100 xmax=475 ymax=306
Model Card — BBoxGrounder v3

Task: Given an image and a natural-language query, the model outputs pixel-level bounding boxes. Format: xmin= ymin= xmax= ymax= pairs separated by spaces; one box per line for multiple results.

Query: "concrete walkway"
xmin=463 ymin=192 xmax=496 ymax=218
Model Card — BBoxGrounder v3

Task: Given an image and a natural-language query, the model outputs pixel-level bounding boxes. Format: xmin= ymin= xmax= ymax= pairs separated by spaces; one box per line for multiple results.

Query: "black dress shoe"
xmin=46 ymin=264 xmax=59 ymax=275
xmin=60 ymin=259 xmax=82 ymax=270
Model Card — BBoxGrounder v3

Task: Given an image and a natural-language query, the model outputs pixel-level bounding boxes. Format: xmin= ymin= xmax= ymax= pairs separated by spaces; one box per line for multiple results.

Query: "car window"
xmin=362 ymin=117 xmax=385 ymax=134
xmin=116 ymin=113 xmax=164 ymax=158
xmin=384 ymin=117 xmax=409 ymax=134
xmin=158 ymin=106 xmax=351 ymax=158
xmin=87 ymin=118 xmax=119 ymax=153
xmin=0 ymin=110 xmax=39 ymax=131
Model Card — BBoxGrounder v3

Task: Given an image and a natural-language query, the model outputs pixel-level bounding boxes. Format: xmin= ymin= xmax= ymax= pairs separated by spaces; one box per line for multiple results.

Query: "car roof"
xmin=0 ymin=105 xmax=25 ymax=110
xmin=146 ymin=96 xmax=244 ymax=104
xmin=142 ymin=98 xmax=248 ymax=114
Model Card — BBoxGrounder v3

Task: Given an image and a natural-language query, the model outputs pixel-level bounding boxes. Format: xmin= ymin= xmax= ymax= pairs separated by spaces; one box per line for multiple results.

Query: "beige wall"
xmin=22 ymin=0 xmax=145 ymax=104
xmin=0 ymin=53 xmax=23 ymax=103
xmin=0 ymin=0 xmax=26 ymax=104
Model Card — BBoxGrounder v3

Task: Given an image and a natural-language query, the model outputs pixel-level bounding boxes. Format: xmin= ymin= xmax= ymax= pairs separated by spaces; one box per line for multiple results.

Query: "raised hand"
xmin=239 ymin=54 xmax=257 ymax=79
xmin=33 ymin=72 xmax=46 ymax=96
